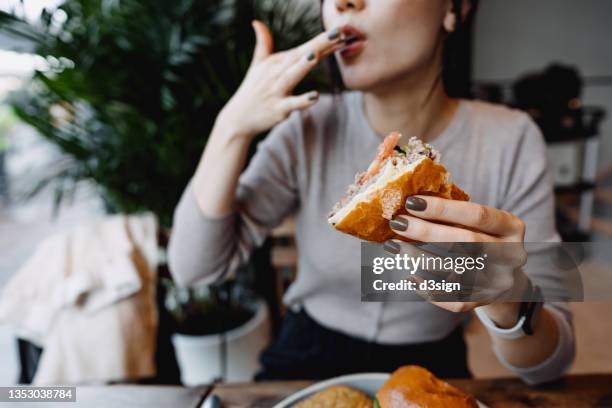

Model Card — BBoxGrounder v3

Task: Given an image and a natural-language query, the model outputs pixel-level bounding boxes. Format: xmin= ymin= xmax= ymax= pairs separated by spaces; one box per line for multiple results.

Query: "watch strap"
xmin=476 ymin=278 xmax=544 ymax=339
xmin=520 ymin=282 xmax=544 ymax=335
xmin=475 ymin=307 xmax=528 ymax=340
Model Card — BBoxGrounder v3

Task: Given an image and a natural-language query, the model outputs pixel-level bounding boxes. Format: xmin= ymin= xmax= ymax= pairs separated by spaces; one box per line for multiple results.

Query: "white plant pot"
xmin=171 ymin=299 xmax=270 ymax=386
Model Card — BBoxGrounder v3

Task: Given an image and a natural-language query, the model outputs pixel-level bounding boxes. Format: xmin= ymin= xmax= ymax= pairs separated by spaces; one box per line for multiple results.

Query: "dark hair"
xmin=321 ymin=0 xmax=478 ymax=97
xmin=444 ymin=0 xmax=478 ymax=97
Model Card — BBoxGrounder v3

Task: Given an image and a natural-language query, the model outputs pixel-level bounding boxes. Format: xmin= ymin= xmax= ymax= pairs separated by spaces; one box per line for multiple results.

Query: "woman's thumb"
xmin=251 ymin=20 xmax=273 ymax=64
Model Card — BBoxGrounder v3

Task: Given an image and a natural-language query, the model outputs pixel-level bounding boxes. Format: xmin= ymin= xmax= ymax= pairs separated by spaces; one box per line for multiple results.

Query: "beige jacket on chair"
xmin=0 ymin=213 xmax=159 ymax=385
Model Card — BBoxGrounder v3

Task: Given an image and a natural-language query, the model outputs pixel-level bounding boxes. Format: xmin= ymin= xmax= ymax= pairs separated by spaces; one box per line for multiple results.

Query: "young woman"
xmin=168 ymin=0 xmax=574 ymax=383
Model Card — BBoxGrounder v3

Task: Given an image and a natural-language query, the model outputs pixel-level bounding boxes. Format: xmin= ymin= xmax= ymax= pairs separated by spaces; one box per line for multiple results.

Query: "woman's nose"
xmin=334 ymin=0 xmax=365 ymax=12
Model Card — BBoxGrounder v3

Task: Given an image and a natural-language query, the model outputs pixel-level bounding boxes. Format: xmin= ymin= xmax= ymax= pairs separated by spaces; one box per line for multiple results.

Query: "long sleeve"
xmin=492 ymin=303 xmax=575 ymax=385
xmin=167 ymin=112 xmax=302 ymax=287
xmin=494 ymin=113 xmax=576 ymax=384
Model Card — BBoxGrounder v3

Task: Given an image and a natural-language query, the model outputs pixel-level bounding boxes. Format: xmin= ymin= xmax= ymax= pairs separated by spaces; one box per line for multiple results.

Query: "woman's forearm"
xmin=482 ymin=303 xmax=560 ymax=368
xmin=192 ymin=115 xmax=255 ymax=218
xmin=168 ymin=114 xmax=255 ymax=287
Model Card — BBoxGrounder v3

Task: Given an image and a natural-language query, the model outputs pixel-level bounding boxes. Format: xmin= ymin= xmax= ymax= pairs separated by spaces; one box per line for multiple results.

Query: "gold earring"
xmin=444 ymin=14 xmax=456 ymax=33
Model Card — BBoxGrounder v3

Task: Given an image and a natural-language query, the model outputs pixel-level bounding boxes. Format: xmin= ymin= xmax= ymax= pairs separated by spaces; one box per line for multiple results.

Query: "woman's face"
xmin=322 ymin=0 xmax=452 ymax=91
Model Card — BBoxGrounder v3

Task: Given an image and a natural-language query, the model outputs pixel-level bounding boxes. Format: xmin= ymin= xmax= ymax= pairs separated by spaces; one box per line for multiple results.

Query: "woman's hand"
xmin=384 ymin=196 xmax=563 ymax=372
xmin=217 ymin=21 xmax=346 ymax=139
xmin=193 ymin=22 xmax=345 ymax=218
xmin=390 ymin=195 xmax=526 ymax=244
xmin=386 ymin=195 xmax=529 ymax=322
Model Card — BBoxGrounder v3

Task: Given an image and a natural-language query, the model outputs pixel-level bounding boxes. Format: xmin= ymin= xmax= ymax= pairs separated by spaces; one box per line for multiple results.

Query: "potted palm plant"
xmin=163 ymin=277 xmax=271 ymax=384
xmin=0 ymin=0 xmax=326 ymax=384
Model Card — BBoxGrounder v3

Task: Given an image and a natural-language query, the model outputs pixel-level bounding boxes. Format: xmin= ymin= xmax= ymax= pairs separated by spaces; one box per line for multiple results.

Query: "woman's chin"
xmin=340 ymin=73 xmax=387 ymax=92
xmin=338 ymin=60 xmax=395 ymax=91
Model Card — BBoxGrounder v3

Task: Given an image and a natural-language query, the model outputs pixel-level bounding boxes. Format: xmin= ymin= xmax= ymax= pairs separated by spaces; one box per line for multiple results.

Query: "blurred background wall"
xmin=473 ymin=0 xmax=612 ymax=174
xmin=468 ymin=0 xmax=612 ymax=378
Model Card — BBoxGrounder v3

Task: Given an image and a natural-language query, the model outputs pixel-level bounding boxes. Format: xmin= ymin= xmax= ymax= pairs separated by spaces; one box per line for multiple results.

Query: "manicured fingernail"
xmin=383 ymin=240 xmax=401 ymax=255
xmin=406 ymin=196 xmax=427 ymax=211
xmin=308 ymin=91 xmax=319 ymax=101
xmin=306 ymin=51 xmax=316 ymax=61
xmin=390 ymin=216 xmax=408 ymax=232
xmin=327 ymin=27 xmax=340 ymax=41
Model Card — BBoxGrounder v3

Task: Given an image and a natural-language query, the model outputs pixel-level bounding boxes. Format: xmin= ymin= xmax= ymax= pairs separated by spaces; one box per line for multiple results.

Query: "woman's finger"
xmin=278 ymin=91 xmax=320 ymax=114
xmin=276 ymin=40 xmax=345 ymax=93
xmin=250 ymin=20 xmax=274 ymax=66
xmin=404 ymin=196 xmax=524 ymax=238
xmin=389 ymin=214 xmax=498 ymax=243
xmin=275 ymin=51 xmax=320 ymax=93
xmin=284 ymin=26 xmax=346 ymax=66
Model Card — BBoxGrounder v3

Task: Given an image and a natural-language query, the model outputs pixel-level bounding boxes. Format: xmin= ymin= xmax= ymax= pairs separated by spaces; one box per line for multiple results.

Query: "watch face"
xmin=522 ymin=285 xmax=544 ymax=335
xmin=533 ymin=286 xmax=544 ymax=324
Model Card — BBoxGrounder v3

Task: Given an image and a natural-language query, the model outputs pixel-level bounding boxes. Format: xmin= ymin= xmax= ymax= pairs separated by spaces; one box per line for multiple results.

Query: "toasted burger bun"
xmin=376 ymin=366 xmax=478 ymax=408
xmin=328 ymin=153 xmax=469 ymax=243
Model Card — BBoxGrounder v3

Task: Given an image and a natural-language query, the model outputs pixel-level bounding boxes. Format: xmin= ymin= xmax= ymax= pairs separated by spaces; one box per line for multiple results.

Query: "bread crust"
xmin=376 ymin=366 xmax=478 ymax=408
xmin=333 ymin=159 xmax=469 ymax=243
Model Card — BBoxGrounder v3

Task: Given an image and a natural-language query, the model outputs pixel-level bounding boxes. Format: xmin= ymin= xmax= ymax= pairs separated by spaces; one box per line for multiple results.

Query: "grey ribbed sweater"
xmin=168 ymin=92 xmax=574 ymax=384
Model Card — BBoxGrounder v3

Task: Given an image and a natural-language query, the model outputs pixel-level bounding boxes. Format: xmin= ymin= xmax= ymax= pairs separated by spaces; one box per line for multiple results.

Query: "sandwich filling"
xmin=328 ymin=133 xmax=441 ymax=225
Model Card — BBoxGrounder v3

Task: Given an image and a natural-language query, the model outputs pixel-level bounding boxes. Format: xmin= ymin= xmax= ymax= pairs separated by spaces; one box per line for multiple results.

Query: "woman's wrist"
xmin=190 ymin=111 xmax=255 ymax=218
xmin=480 ymin=302 xmax=521 ymax=329
xmin=480 ymin=267 xmax=532 ymax=328
xmin=213 ymin=110 xmax=256 ymax=145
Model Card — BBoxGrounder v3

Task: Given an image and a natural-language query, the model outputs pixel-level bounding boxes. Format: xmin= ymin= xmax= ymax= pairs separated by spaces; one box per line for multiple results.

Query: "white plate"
xmin=273 ymin=373 xmax=487 ymax=408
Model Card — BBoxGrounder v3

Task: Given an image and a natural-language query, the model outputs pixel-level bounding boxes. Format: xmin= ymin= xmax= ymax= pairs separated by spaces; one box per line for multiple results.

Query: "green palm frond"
xmin=0 ymin=0 xmax=327 ymax=227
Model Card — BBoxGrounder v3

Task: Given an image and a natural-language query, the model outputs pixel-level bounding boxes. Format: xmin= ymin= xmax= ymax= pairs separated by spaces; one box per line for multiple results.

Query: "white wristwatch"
xmin=475 ymin=280 xmax=543 ymax=340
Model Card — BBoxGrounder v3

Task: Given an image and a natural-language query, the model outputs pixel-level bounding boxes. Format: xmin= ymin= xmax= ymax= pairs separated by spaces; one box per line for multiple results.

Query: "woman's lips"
xmin=339 ymin=25 xmax=366 ymax=60
xmin=340 ymin=38 xmax=366 ymax=59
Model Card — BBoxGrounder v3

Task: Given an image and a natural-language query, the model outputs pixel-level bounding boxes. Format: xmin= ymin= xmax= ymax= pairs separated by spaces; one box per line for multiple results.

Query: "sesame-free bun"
xmin=328 ymin=157 xmax=469 ymax=243
xmin=376 ymin=366 xmax=478 ymax=408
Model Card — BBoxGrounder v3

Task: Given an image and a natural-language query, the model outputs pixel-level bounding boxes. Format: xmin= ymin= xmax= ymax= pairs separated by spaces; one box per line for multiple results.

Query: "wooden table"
xmin=2 ymin=375 xmax=609 ymax=407
xmin=210 ymin=375 xmax=612 ymax=408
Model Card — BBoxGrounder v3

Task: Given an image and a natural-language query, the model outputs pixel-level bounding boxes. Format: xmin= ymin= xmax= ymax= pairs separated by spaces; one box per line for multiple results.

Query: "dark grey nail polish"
xmin=306 ymin=51 xmax=316 ymax=61
xmin=327 ymin=28 xmax=340 ymax=41
xmin=406 ymin=196 xmax=427 ymax=211
xmin=308 ymin=91 xmax=319 ymax=101
xmin=389 ymin=217 xmax=408 ymax=232
xmin=383 ymin=240 xmax=401 ymax=255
